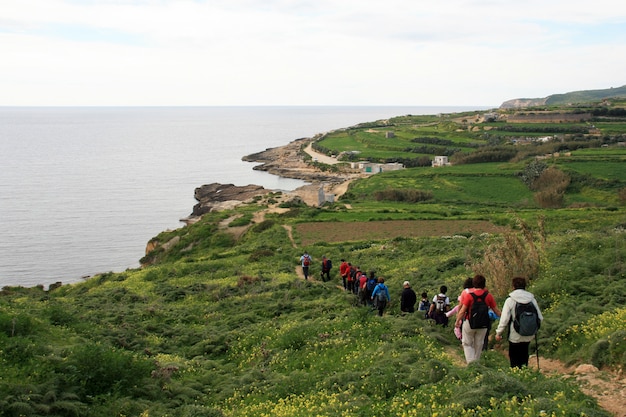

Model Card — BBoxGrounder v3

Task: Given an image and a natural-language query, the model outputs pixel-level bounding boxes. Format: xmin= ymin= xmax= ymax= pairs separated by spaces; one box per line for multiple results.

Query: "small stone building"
xmin=318 ymin=185 xmax=335 ymax=206
xmin=432 ymin=156 xmax=451 ymax=167
xmin=355 ymin=161 xmax=404 ymax=174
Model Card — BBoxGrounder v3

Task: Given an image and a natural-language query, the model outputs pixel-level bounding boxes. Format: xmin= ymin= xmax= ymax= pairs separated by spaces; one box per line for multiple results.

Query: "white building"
xmin=355 ymin=161 xmax=404 ymax=174
xmin=432 ymin=156 xmax=451 ymax=167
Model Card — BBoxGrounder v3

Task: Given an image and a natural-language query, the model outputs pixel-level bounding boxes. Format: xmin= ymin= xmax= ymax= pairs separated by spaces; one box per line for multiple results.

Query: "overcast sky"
xmin=2 ymin=0 xmax=625 ymax=107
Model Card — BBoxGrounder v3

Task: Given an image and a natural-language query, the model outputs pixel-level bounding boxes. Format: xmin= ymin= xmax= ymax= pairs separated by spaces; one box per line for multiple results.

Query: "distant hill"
xmin=500 ymin=84 xmax=626 ymax=108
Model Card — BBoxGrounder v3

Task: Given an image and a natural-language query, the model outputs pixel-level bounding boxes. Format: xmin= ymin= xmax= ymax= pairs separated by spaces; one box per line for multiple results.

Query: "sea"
xmin=0 ymin=106 xmax=485 ymax=289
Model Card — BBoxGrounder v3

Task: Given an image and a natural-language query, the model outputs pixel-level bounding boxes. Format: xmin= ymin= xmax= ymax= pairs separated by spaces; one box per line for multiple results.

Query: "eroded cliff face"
xmin=190 ymin=183 xmax=268 ymax=218
xmin=500 ymin=97 xmax=548 ymax=109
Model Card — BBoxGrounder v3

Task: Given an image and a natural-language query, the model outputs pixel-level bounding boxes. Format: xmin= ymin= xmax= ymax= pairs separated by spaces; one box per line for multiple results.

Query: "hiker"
xmin=300 ymin=252 xmax=312 ymax=280
xmin=320 ymin=256 xmax=332 ymax=282
xmin=417 ymin=292 xmax=430 ymax=318
xmin=365 ymin=272 xmax=378 ymax=307
xmin=358 ymin=269 xmax=368 ymax=306
xmin=495 ymin=277 xmax=543 ymax=368
xmin=400 ymin=280 xmax=417 ymax=314
xmin=454 ymin=274 xmax=501 ymax=364
xmin=350 ymin=264 xmax=359 ymax=295
xmin=428 ymin=285 xmax=451 ymax=326
xmin=447 ymin=278 xmax=474 ymax=341
xmin=371 ymin=277 xmax=390 ymax=316
xmin=446 ymin=277 xmax=474 ymax=319
xmin=339 ymin=259 xmax=350 ymax=290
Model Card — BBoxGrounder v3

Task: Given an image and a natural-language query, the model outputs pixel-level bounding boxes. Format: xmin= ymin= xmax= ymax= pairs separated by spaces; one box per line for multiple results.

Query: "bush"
xmin=0 ymin=312 xmax=39 ymax=337
xmin=608 ymin=330 xmax=626 ymax=368
xmin=373 ymin=189 xmax=433 ymax=203
xmin=589 ymin=339 xmax=610 ymax=368
xmin=58 ymin=342 xmax=155 ymax=398
xmin=251 ymin=219 xmax=276 ymax=233
xmin=519 ymin=159 xmax=548 ymax=187
xmin=228 ymin=214 xmax=253 ymax=227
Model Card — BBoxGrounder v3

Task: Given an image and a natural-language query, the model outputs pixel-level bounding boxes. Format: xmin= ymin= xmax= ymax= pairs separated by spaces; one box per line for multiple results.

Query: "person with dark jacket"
xmin=320 ymin=256 xmax=332 ymax=282
xmin=400 ymin=281 xmax=417 ymax=313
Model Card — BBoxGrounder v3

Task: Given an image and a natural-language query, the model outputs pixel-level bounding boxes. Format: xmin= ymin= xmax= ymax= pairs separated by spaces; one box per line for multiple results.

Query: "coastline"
xmin=184 ymin=136 xmax=363 ymax=220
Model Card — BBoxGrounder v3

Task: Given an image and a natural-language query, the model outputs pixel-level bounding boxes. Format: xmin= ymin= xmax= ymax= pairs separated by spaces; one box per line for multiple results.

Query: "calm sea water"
xmin=0 ymin=106 xmax=483 ymax=288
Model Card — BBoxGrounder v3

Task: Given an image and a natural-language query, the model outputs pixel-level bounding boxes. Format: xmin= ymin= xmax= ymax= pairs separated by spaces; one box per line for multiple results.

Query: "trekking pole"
xmin=535 ymin=332 xmax=540 ymax=370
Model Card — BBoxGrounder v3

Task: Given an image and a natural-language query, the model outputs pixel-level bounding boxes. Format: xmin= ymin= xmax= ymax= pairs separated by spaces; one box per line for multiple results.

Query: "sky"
xmin=2 ymin=0 xmax=625 ymax=107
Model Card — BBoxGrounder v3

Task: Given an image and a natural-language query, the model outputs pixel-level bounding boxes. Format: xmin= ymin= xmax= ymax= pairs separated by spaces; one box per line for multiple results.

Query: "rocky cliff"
xmin=184 ymin=183 xmax=268 ymax=221
xmin=500 ymin=97 xmax=548 ymax=109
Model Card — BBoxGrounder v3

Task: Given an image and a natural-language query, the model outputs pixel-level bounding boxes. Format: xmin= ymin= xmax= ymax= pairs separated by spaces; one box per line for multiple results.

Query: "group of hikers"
xmin=299 ymin=253 xmax=391 ymax=316
xmin=299 ymin=252 xmax=544 ymax=368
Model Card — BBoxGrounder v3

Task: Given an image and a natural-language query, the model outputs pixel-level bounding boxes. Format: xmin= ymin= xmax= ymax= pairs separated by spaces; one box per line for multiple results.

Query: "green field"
xmin=2 ymin=102 xmax=625 ymax=417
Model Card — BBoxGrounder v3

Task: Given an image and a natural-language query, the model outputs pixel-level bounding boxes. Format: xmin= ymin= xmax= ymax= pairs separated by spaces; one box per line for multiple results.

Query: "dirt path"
xmin=283 ymin=224 xmax=296 ymax=248
xmin=304 ymin=142 xmax=340 ymax=165
xmin=331 ymin=178 xmax=355 ymax=199
xmin=442 ymin=344 xmax=624 ymax=417
xmin=530 ymin=357 xmax=626 ymax=417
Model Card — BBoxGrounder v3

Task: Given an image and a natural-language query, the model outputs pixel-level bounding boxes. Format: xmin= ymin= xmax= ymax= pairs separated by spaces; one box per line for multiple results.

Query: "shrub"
xmin=228 ymin=214 xmax=253 ymax=227
xmin=373 ymin=188 xmax=433 ymax=203
xmin=251 ymin=219 xmax=276 ymax=233
xmin=519 ymin=159 xmax=548 ymax=187
xmin=0 ymin=312 xmax=39 ymax=337
xmin=589 ymin=339 xmax=610 ymax=368
xmin=177 ymin=405 xmax=225 ymax=417
xmin=469 ymin=216 xmax=545 ymax=297
xmin=248 ymin=249 xmax=274 ymax=262
xmin=58 ymin=342 xmax=155 ymax=398
xmin=532 ymin=166 xmax=570 ymax=208
xmin=608 ymin=330 xmax=626 ymax=368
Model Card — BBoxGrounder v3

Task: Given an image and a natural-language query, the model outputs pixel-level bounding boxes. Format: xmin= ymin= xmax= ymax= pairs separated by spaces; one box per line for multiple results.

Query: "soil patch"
xmin=530 ymin=357 xmax=626 ymax=417
xmin=295 ymin=220 xmax=507 ymax=246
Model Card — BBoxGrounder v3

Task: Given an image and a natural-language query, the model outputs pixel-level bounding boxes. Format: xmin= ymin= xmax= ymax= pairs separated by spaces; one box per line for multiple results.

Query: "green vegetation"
xmin=2 ymin=101 xmax=626 ymax=416
xmin=546 ymin=85 xmax=626 ymax=105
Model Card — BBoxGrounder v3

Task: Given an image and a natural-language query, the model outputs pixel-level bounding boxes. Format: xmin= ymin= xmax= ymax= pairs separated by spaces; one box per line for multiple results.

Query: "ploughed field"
xmin=295 ymin=219 xmax=507 ymax=245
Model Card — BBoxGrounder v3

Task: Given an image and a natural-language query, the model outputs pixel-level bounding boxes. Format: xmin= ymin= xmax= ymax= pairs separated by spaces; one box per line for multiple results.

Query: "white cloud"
xmin=1 ymin=0 xmax=625 ymax=105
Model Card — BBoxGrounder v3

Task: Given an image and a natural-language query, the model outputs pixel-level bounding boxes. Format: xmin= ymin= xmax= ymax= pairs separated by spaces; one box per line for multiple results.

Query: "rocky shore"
xmin=181 ymin=137 xmax=362 ymax=223
xmin=242 ymin=137 xmax=351 ymax=183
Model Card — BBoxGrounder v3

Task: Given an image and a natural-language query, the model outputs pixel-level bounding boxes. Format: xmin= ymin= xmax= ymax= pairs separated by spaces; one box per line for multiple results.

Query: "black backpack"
xmin=513 ymin=301 xmax=541 ymax=336
xmin=468 ymin=291 xmax=491 ymax=329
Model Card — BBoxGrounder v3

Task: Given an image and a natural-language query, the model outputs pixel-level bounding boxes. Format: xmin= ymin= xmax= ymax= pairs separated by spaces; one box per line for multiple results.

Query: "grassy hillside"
xmin=546 ymin=85 xmax=626 ymax=106
xmin=2 ymin=104 xmax=626 ymax=417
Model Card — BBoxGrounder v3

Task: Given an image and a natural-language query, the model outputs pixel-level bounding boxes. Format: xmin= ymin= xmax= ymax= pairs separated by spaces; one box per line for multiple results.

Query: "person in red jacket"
xmin=454 ymin=274 xmax=501 ymax=364
xmin=357 ymin=268 xmax=368 ymax=306
xmin=339 ymin=259 xmax=350 ymax=291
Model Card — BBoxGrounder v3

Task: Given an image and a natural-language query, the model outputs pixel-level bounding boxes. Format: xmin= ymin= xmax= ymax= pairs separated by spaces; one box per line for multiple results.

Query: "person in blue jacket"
xmin=371 ymin=277 xmax=391 ymax=316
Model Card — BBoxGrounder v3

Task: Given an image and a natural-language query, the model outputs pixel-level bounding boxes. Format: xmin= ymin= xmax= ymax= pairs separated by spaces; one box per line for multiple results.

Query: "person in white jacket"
xmin=495 ymin=277 xmax=544 ymax=368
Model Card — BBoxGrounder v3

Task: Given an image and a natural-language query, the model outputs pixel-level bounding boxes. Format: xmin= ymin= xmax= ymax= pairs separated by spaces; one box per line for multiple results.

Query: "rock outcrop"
xmin=243 ymin=137 xmax=352 ymax=183
xmin=500 ymin=97 xmax=548 ymax=109
xmin=182 ymin=183 xmax=269 ymax=223
xmin=180 ymin=137 xmax=360 ymax=225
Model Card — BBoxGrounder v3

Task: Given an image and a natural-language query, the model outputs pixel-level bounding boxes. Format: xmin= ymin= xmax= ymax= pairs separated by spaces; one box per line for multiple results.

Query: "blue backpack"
xmin=375 ymin=284 xmax=387 ymax=302
xmin=367 ymin=278 xmax=377 ymax=292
